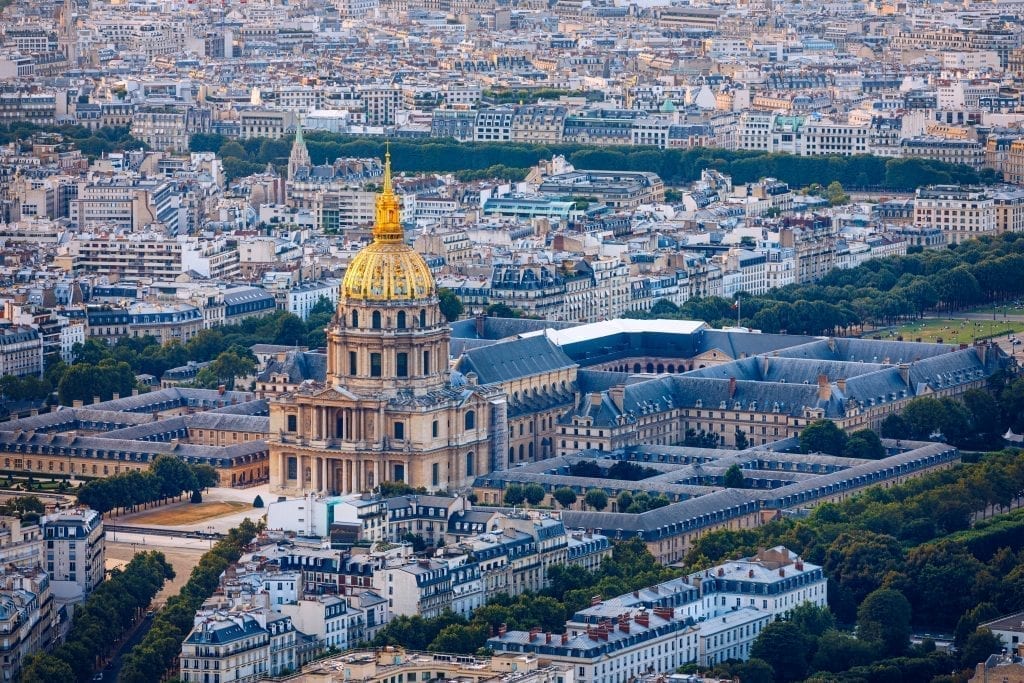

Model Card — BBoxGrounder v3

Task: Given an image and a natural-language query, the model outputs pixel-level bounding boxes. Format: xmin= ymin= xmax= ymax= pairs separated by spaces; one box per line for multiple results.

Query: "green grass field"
xmin=881 ymin=319 xmax=1024 ymax=344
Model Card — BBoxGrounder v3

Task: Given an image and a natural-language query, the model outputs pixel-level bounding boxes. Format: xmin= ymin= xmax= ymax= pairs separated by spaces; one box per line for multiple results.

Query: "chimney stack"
xmin=898 ymin=363 xmax=910 ymax=386
xmin=498 ymin=624 xmax=507 ymax=638
xmin=717 ymin=567 xmax=725 ymax=577
xmin=779 ymin=568 xmax=786 ymax=577
xmin=728 ymin=376 xmax=737 ymax=398
xmin=817 ymin=374 xmax=830 ymax=401
xmin=609 ymin=385 xmax=625 ymax=412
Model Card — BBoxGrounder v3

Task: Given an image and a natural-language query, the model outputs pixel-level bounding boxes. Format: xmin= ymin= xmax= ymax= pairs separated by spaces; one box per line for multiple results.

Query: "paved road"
xmin=102 ymin=611 xmax=154 ymax=683
xmin=935 ymin=311 xmax=1024 ymax=323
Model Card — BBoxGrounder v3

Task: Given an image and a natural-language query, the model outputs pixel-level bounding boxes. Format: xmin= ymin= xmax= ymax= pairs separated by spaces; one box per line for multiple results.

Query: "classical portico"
xmin=268 ymin=152 xmax=504 ymax=495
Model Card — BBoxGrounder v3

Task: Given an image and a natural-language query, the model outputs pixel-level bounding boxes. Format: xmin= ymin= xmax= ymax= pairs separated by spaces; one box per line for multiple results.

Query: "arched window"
xmin=466 ymin=452 xmax=475 ymax=476
xmin=372 ymin=311 xmax=381 ymax=329
xmin=419 ymin=309 xmax=427 ymax=327
xmin=528 ymin=442 xmax=534 ymax=460
xmin=464 ymin=410 xmax=476 ymax=430
xmin=397 ymin=311 xmax=406 ymax=329
xmin=396 ymin=352 xmax=408 ymax=378
xmin=351 ymin=310 xmax=359 ymax=327
xmin=518 ymin=444 xmax=525 ymax=461
xmin=508 ymin=447 xmax=514 ymax=463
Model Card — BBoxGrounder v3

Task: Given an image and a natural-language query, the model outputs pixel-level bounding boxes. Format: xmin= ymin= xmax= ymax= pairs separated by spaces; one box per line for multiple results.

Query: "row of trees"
xmin=44 ymin=300 xmax=337 ymax=405
xmin=21 ymin=551 xmax=175 ymax=683
xmin=628 ymin=233 xmax=1024 ymax=333
xmin=880 ymin=389 xmax=1008 ymax=450
xmin=371 ymin=538 xmax=678 ymax=654
xmin=118 ymin=519 xmax=262 ymax=683
xmin=190 ymin=131 xmax=997 ymax=190
xmin=0 ymin=123 xmax=145 ymax=160
xmin=685 ymin=447 xmax=1024 ymax=632
xmin=76 ymin=455 xmax=219 ymax=514
xmin=799 ymin=421 xmax=887 ymax=458
xmin=707 ymin=595 xmax=995 ymax=683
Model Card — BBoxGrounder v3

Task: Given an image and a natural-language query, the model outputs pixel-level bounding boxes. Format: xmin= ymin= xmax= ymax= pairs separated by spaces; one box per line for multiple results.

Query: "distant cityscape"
xmin=2 ymin=0 xmax=1024 ymax=681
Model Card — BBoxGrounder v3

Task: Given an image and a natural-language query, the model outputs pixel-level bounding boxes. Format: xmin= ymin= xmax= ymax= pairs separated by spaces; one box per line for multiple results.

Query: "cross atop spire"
xmin=372 ymin=145 xmax=403 ymax=243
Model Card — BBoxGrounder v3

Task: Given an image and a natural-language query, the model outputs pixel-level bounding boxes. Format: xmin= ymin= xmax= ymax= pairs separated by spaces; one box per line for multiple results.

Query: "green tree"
xmin=960 ymin=628 xmax=1003 ymax=669
xmin=799 ymin=419 xmax=848 ymax=455
xmin=197 ymin=349 xmax=257 ymax=390
xmin=825 ymin=181 xmax=850 ymax=206
xmin=553 ymin=487 xmax=577 ymax=508
xmin=486 ymin=303 xmax=519 ymax=318
xmin=749 ymin=621 xmax=810 ymax=683
xmin=810 ymin=630 xmax=877 ymax=674
xmin=734 ymin=428 xmax=749 ymax=450
xmin=723 ymin=464 xmax=746 ymax=488
xmin=439 ymin=288 xmax=464 ymax=322
xmin=191 ymin=464 xmax=220 ymax=490
xmin=584 ymin=489 xmax=608 ymax=511
xmin=734 ymin=658 xmax=775 ymax=683
xmin=19 ymin=653 xmax=74 ymax=683
xmin=856 ymin=588 xmax=912 ymax=657
xmin=788 ymin=602 xmax=836 ymax=639
xmin=523 ymin=483 xmax=546 ymax=506
xmin=503 ymin=484 xmax=526 ymax=506
xmin=843 ymin=429 xmax=886 ymax=459
xmin=880 ymin=413 xmax=910 ymax=439
xmin=190 ymin=490 xmax=203 ymax=504
xmin=253 ymin=495 xmax=264 ymax=508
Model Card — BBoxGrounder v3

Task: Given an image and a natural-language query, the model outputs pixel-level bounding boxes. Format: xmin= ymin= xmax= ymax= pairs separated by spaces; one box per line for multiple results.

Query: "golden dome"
xmin=340 ymin=150 xmax=436 ymax=302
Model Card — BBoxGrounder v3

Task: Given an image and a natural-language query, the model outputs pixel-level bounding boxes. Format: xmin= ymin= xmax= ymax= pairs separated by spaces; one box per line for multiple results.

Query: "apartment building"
xmin=41 ymin=508 xmax=105 ymax=603
xmin=901 ymin=138 xmax=985 ymax=169
xmin=239 ymin=110 xmax=297 ymax=140
xmin=914 ymin=185 xmax=997 ymax=244
xmin=0 ymin=326 xmax=43 ymax=378
xmin=69 ymin=178 xmax=178 ymax=232
xmin=179 ymin=613 xmax=273 ymax=683
xmin=61 ymin=233 xmax=182 ymax=279
xmin=491 ymin=547 xmax=822 ymax=673
xmin=0 ymin=567 xmax=54 ymax=682
xmin=537 ymin=170 xmax=665 ymax=209
xmin=131 ymin=106 xmax=211 ymax=154
xmin=994 ymin=190 xmax=1024 ymax=234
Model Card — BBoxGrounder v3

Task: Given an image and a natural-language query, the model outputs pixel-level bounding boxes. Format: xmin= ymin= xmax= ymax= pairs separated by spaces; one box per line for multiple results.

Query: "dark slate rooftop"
xmin=456 ymin=334 xmax=576 ymax=385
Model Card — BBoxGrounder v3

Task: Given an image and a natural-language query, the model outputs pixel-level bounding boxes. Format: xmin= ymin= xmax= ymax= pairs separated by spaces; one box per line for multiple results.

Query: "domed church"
xmin=268 ymin=152 xmax=506 ymax=495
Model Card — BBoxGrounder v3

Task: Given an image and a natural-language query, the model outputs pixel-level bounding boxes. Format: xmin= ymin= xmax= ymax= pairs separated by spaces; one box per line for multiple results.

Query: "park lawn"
xmin=886 ymin=319 xmax=1024 ymax=345
xmin=126 ymin=501 xmax=249 ymax=526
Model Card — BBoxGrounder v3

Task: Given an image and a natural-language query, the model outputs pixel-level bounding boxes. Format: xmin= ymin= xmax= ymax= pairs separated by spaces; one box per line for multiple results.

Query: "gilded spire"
xmin=372 ymin=145 xmax=403 ymax=243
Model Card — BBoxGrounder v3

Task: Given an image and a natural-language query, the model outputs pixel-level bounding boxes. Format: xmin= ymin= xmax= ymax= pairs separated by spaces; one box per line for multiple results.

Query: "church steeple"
xmin=287 ymin=125 xmax=310 ymax=180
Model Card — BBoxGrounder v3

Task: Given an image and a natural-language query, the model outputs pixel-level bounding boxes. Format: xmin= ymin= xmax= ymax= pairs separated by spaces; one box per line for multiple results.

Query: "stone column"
xmin=314 ymin=456 xmax=323 ymax=491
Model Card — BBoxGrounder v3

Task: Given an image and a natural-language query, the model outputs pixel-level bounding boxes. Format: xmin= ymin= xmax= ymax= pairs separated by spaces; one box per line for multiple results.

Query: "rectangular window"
xmin=287 ymin=415 xmax=297 ymax=432
xmin=432 ymin=420 xmax=439 ymax=438
xmin=394 ymin=422 xmax=405 ymax=440
xmin=432 ymin=463 xmax=439 ymax=487
xmin=423 ymin=350 xmax=430 ymax=374
xmin=370 ymin=353 xmax=382 ymax=377
xmin=396 ymin=352 xmax=408 ymax=378
xmin=349 ymin=351 xmax=357 ymax=375
xmin=287 ymin=457 xmax=298 ymax=480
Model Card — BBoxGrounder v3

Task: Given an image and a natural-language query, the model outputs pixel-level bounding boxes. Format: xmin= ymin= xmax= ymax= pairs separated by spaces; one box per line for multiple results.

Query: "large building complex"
xmin=268 ymin=153 xmax=505 ymax=495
